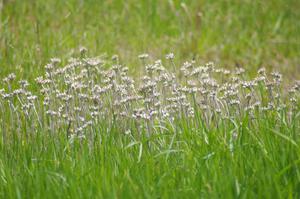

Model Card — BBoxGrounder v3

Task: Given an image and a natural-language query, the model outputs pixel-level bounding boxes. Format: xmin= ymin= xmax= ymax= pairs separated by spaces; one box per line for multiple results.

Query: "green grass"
xmin=0 ymin=112 xmax=299 ymax=198
xmin=0 ymin=0 xmax=300 ymax=198
xmin=1 ymin=0 xmax=300 ymax=79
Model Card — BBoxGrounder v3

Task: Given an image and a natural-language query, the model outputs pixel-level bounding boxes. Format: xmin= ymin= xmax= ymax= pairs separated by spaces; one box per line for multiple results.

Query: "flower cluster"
xmin=1 ymin=51 xmax=299 ymax=140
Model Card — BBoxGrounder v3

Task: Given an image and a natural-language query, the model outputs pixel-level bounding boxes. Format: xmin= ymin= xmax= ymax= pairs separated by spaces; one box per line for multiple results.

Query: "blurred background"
xmin=0 ymin=0 xmax=299 ymax=79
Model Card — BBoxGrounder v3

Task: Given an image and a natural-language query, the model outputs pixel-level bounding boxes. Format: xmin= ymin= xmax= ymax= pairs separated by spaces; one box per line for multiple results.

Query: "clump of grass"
xmin=0 ymin=49 xmax=299 ymax=198
xmin=0 ymin=49 xmax=299 ymax=141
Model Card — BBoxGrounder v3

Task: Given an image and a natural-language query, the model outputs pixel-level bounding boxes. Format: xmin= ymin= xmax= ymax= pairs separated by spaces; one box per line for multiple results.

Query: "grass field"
xmin=0 ymin=0 xmax=300 ymax=198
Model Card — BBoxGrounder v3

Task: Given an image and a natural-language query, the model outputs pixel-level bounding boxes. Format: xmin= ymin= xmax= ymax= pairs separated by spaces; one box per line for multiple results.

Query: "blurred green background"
xmin=0 ymin=0 xmax=299 ymax=79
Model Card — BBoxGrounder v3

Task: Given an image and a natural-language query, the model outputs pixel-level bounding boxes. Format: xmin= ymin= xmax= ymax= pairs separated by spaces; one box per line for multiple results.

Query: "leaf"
xmin=125 ymin=141 xmax=140 ymax=149
xmin=202 ymin=152 xmax=215 ymax=160
xmin=154 ymin=149 xmax=183 ymax=158
xmin=138 ymin=143 xmax=143 ymax=163
xmin=271 ymin=129 xmax=298 ymax=148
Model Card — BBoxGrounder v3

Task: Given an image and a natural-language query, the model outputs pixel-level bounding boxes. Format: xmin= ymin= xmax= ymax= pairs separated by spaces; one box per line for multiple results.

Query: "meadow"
xmin=0 ymin=0 xmax=300 ymax=198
